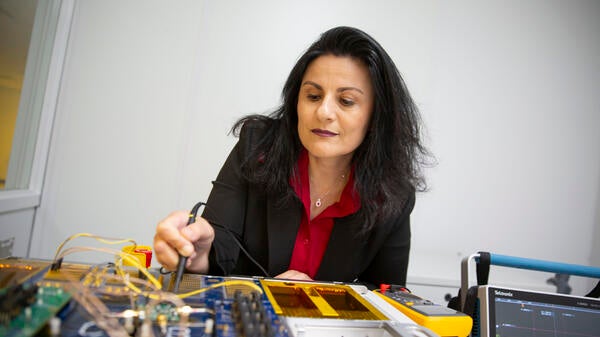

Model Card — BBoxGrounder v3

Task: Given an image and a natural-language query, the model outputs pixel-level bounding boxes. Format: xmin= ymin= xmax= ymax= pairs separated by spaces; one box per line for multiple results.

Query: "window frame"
xmin=0 ymin=0 xmax=74 ymax=213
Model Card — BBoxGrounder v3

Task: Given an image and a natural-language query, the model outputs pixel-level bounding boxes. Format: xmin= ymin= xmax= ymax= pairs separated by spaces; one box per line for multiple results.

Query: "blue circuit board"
xmin=55 ymin=275 xmax=290 ymax=337
xmin=0 ymin=259 xmax=291 ymax=337
xmin=196 ymin=276 xmax=290 ymax=337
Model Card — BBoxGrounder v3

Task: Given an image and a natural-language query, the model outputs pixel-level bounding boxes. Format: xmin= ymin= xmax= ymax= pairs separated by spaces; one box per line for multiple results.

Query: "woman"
xmin=154 ymin=26 xmax=429 ymax=287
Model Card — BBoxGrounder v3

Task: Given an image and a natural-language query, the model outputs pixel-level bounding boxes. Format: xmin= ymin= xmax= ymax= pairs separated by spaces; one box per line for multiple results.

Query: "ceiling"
xmin=0 ymin=0 xmax=38 ymax=90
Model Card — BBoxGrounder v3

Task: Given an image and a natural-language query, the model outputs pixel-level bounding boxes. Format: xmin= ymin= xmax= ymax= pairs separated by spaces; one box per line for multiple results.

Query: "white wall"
xmin=29 ymin=0 xmax=600 ymax=299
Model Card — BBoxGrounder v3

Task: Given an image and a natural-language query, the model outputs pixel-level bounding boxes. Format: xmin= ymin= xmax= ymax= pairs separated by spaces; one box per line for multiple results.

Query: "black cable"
xmin=586 ymin=280 xmax=600 ymax=298
xmin=172 ymin=201 xmax=206 ymax=293
xmin=171 ymin=201 xmax=270 ymax=293
xmin=202 ymin=203 xmax=270 ymax=278
xmin=210 ymin=221 xmax=271 ymax=278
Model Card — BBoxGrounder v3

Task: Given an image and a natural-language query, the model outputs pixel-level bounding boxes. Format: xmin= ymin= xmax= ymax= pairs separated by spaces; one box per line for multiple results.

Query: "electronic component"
xmin=121 ymin=245 xmax=153 ymax=268
xmin=459 ymin=252 xmax=600 ymax=337
xmin=477 ymin=285 xmax=600 ymax=337
xmin=0 ymin=260 xmax=48 ymax=325
xmin=0 ymin=260 xmax=72 ymax=337
xmin=374 ymin=285 xmax=473 ymax=337
xmin=230 ymin=290 xmax=276 ymax=336
xmin=1 ymin=283 xmax=72 ymax=337
xmin=260 ymin=279 xmax=388 ymax=320
xmin=173 ymin=274 xmax=291 ymax=337
xmin=1 ymin=255 xmax=444 ymax=337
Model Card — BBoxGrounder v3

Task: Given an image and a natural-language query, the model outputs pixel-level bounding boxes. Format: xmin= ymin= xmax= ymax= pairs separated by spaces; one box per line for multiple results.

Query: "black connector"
xmin=51 ymin=258 xmax=63 ymax=271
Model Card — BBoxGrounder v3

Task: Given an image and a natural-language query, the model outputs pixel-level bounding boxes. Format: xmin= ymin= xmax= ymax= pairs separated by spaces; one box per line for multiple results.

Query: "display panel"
xmin=480 ymin=286 xmax=600 ymax=337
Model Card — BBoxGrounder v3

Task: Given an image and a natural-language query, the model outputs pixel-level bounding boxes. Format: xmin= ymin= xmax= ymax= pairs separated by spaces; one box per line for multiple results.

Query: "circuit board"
xmin=1 ymin=259 xmax=292 ymax=337
xmin=0 ymin=259 xmax=72 ymax=337
xmin=260 ymin=279 xmax=387 ymax=320
xmin=0 ymin=283 xmax=72 ymax=337
xmin=0 ymin=257 xmax=439 ymax=337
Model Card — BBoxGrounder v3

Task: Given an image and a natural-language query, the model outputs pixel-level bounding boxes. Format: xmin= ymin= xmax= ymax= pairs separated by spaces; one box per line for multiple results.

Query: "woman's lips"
xmin=311 ymin=128 xmax=338 ymax=137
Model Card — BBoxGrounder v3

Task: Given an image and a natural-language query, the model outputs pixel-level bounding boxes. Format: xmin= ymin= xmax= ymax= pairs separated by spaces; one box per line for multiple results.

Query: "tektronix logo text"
xmin=495 ymin=290 xmax=514 ymax=297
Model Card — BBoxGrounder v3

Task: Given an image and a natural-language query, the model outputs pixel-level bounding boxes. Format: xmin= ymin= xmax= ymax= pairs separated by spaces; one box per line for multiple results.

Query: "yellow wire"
xmin=52 ymin=233 xmax=264 ymax=303
xmin=55 ymin=246 xmax=163 ymax=291
xmin=177 ymin=279 xmax=263 ymax=299
xmin=53 ymin=232 xmax=137 ymax=262
xmin=113 ymin=252 xmax=162 ymax=292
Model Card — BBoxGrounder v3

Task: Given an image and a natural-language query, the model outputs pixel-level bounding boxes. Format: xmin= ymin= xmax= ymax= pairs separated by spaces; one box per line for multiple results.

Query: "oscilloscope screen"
xmin=490 ymin=293 xmax=600 ymax=337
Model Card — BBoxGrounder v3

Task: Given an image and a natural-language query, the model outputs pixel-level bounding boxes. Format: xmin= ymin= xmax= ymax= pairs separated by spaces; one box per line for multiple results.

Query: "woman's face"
xmin=297 ymin=54 xmax=374 ymax=162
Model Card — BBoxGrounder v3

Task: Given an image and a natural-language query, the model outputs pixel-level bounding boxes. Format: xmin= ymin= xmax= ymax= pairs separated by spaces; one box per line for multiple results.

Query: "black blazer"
xmin=203 ymin=122 xmax=414 ymax=287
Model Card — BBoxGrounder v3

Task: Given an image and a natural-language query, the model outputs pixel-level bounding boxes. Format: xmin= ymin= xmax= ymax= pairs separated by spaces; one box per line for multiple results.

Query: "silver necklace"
xmin=311 ymin=173 xmax=347 ymax=208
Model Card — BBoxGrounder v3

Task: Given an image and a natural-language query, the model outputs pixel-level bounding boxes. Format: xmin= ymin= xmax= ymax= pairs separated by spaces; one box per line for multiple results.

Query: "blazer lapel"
xmin=266 ymin=197 xmax=302 ymax=275
xmin=315 ymin=213 xmax=366 ymax=282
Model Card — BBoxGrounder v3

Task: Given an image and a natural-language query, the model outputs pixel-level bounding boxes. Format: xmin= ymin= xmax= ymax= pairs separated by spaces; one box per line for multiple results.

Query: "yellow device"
xmin=374 ymin=286 xmax=472 ymax=337
xmin=260 ymin=279 xmax=388 ymax=320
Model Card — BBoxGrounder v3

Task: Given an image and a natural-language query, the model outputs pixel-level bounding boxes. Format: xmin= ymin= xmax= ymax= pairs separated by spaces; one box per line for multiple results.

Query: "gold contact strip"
xmin=259 ymin=280 xmax=389 ymax=320
xmin=259 ymin=281 xmax=284 ymax=315
xmin=302 ymin=287 xmax=339 ymax=317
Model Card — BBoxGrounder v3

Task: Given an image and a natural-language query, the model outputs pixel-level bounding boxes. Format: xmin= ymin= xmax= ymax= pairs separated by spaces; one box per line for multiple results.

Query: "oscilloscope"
xmin=476 ymin=285 xmax=600 ymax=337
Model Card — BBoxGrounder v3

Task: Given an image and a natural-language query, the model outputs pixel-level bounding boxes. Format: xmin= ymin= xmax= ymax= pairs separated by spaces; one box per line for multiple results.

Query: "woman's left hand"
xmin=275 ymin=269 xmax=313 ymax=281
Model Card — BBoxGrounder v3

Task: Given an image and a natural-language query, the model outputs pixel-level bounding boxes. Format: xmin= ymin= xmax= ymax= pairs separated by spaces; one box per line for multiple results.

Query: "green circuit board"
xmin=0 ymin=284 xmax=71 ymax=337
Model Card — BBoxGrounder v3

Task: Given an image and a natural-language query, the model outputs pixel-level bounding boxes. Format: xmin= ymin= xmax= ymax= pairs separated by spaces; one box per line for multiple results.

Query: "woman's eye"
xmin=340 ymin=98 xmax=355 ymax=106
xmin=307 ymin=94 xmax=320 ymax=101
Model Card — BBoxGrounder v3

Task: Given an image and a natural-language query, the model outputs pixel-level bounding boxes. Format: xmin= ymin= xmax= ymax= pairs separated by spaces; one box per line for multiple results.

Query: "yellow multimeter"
xmin=374 ymin=286 xmax=473 ymax=337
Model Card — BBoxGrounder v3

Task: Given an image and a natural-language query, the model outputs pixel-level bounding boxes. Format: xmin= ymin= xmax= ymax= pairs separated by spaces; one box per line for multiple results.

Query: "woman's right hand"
xmin=153 ymin=210 xmax=215 ymax=274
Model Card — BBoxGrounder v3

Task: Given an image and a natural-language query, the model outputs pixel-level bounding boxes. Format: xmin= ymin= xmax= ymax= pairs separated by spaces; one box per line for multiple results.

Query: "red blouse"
xmin=289 ymin=150 xmax=360 ymax=278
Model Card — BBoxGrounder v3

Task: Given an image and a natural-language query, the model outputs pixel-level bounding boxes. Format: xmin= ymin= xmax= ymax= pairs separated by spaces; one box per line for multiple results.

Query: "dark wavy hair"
xmin=232 ymin=26 xmax=430 ymax=232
